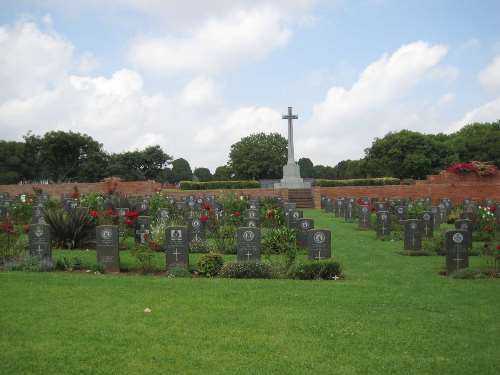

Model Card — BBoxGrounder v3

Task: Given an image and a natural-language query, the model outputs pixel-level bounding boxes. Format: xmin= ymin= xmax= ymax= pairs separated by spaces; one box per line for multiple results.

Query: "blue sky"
xmin=1 ymin=0 xmax=499 ymax=170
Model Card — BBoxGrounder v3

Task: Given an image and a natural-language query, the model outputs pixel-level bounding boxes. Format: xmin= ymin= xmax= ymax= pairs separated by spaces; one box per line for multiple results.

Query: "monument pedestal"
xmin=274 ymin=162 xmax=311 ymax=189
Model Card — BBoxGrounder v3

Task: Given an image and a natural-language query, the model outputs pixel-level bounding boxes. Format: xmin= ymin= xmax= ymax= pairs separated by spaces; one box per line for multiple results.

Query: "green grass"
xmin=1 ymin=210 xmax=499 ymax=374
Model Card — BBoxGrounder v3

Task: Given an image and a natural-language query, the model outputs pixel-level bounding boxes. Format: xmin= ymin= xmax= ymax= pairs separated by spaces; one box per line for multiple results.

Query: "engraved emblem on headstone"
xmin=192 ymin=219 xmax=201 ymax=228
xmin=313 ymin=231 xmax=326 ymax=244
xmin=171 ymin=229 xmax=182 ymax=240
xmin=301 ymin=221 xmax=309 ymax=230
xmin=453 ymin=232 xmax=464 ymax=243
xmin=34 ymin=228 xmax=43 ymax=237
xmin=423 ymin=213 xmax=430 ymax=220
xmin=243 ymin=230 xmax=255 ymax=242
xmin=101 ymin=229 xmax=112 ymax=240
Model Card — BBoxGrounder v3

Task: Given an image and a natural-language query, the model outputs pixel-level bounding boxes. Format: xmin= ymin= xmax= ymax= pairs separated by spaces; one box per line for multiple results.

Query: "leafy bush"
xmin=189 ymin=239 xmax=209 ymax=253
xmin=167 ymin=266 xmax=191 ymax=278
xmin=449 ymin=268 xmax=488 ymax=279
xmin=44 ymin=207 xmax=96 ymax=249
xmin=4 ymin=255 xmax=54 ymax=272
xmin=211 ymin=224 xmax=237 ymax=254
xmin=197 ymin=253 xmax=224 ymax=277
xmin=131 ymin=244 xmax=155 ymax=274
xmin=0 ymin=232 xmax=27 ymax=264
xmin=314 ymin=177 xmax=400 ymax=187
xmin=80 ymin=192 xmax=105 ymax=211
xmin=262 ymin=226 xmax=297 ymax=268
xmin=219 ymin=261 xmax=273 ymax=279
xmin=289 ymin=260 xmax=342 ymax=280
xmin=422 ymin=228 xmax=448 ymax=254
xmin=180 ymin=180 xmax=260 ymax=190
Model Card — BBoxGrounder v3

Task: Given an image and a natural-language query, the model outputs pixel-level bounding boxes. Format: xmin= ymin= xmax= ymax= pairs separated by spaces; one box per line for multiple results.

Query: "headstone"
xmin=307 ymin=229 xmax=332 ymax=260
xmin=454 ymin=219 xmax=472 ymax=250
xmin=404 ymin=219 xmax=422 ymax=251
xmin=188 ymin=217 xmax=205 ymax=242
xmin=135 ymin=216 xmax=151 ymax=244
xmin=157 ymin=208 xmax=170 ymax=221
xmin=324 ymin=198 xmax=334 ymax=213
xmin=395 ymin=205 xmax=407 ymax=222
xmin=344 ymin=201 xmax=354 ymax=222
xmin=31 ymin=204 xmax=45 ymax=224
xmin=290 ymin=210 xmax=303 ymax=228
xmin=419 ymin=211 xmax=434 ymax=239
xmin=335 ymin=198 xmax=345 ymax=218
xmin=431 ymin=206 xmax=441 ymax=228
xmin=237 ymin=227 xmax=261 ymax=262
xmin=496 ymin=203 xmax=500 ymax=225
xmin=297 ymin=218 xmax=314 ymax=247
xmin=63 ymin=198 xmax=78 ymax=211
xmin=29 ymin=224 xmax=51 ymax=263
xmin=0 ymin=206 xmax=7 ymax=219
xmin=445 ymin=230 xmax=469 ymax=274
xmin=376 ymin=211 xmax=391 ymax=239
xmin=358 ymin=205 xmax=371 ymax=229
xmin=165 ymin=226 xmax=189 ymax=270
xmin=438 ymin=203 xmax=447 ymax=223
xmin=375 ymin=202 xmax=387 ymax=212
xmin=96 ymin=225 xmax=120 ymax=272
xmin=320 ymin=196 xmax=326 ymax=209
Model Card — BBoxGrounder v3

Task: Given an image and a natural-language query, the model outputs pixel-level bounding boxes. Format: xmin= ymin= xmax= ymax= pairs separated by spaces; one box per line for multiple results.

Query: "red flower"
xmin=496 ymin=244 xmax=500 ymax=251
xmin=1 ymin=222 xmax=14 ymax=234
xmin=232 ymin=211 xmax=241 ymax=217
xmin=484 ymin=226 xmax=493 ymax=233
xmin=23 ymin=224 xmax=30 ymax=233
xmin=126 ymin=210 xmax=140 ymax=219
xmin=201 ymin=202 xmax=211 ymax=211
xmin=125 ymin=219 xmax=134 ymax=226
xmin=90 ymin=211 xmax=98 ymax=218
xmin=266 ymin=210 xmax=275 ymax=219
xmin=200 ymin=214 xmax=209 ymax=223
xmin=490 ymin=205 xmax=497 ymax=213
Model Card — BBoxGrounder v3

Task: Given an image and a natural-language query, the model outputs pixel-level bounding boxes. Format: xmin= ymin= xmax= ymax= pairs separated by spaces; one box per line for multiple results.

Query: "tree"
xmin=447 ymin=121 xmax=500 ymax=166
xmin=171 ymin=158 xmax=193 ymax=182
xmin=213 ymin=165 xmax=233 ymax=180
xmin=193 ymin=167 xmax=212 ymax=182
xmin=334 ymin=159 xmax=367 ymax=179
xmin=34 ymin=131 xmax=108 ymax=182
xmin=107 ymin=145 xmax=172 ymax=181
xmin=228 ymin=133 xmax=287 ymax=180
xmin=364 ymin=130 xmax=453 ymax=179
xmin=298 ymin=158 xmax=314 ymax=178
xmin=312 ymin=165 xmax=336 ymax=179
xmin=0 ymin=141 xmax=26 ymax=184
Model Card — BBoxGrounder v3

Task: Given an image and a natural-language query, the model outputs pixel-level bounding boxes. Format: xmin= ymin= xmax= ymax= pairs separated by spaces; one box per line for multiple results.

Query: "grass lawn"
xmin=1 ymin=209 xmax=499 ymax=374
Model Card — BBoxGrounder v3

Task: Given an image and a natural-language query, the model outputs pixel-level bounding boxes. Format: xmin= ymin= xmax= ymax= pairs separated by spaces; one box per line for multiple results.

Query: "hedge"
xmin=314 ymin=177 xmax=400 ymax=187
xmin=179 ymin=180 xmax=260 ymax=190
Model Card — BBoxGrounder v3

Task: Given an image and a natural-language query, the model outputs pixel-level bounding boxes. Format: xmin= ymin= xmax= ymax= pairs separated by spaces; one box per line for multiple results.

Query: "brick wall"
xmin=313 ymin=172 xmax=500 ymax=207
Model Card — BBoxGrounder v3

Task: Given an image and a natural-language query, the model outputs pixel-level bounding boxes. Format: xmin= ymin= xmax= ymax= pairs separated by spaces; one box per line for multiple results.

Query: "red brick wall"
xmin=0 ymin=179 xmax=286 ymax=200
xmin=313 ymin=172 xmax=500 ymax=207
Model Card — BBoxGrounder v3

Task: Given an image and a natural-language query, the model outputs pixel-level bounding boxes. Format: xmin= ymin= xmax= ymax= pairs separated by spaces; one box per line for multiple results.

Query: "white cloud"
xmin=180 ymin=77 xmax=219 ymax=108
xmin=128 ymin=6 xmax=291 ymax=75
xmin=438 ymin=92 xmax=455 ymax=106
xmin=449 ymin=96 xmax=500 ymax=132
xmin=300 ymin=42 xmax=449 ymax=165
xmin=0 ymin=20 xmax=73 ymax=101
xmin=478 ymin=55 xmax=500 ymax=92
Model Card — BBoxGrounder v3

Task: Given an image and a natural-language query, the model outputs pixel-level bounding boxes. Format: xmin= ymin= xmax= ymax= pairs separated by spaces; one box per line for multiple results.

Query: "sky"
xmin=1 ymin=0 xmax=500 ymax=171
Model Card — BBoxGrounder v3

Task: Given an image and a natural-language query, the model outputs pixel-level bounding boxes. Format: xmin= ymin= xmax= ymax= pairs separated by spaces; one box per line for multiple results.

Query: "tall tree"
xmin=228 ymin=133 xmax=287 ymax=180
xmin=213 ymin=165 xmax=233 ymax=180
xmin=298 ymin=158 xmax=314 ymax=178
xmin=170 ymin=158 xmax=193 ymax=182
xmin=193 ymin=167 xmax=212 ymax=182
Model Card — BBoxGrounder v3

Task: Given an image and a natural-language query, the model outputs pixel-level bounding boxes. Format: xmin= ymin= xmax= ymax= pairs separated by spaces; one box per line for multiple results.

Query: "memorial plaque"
xmin=419 ymin=211 xmax=434 ymax=239
xmin=135 ymin=216 xmax=151 ymax=244
xmin=431 ymin=206 xmax=441 ymax=228
xmin=358 ymin=205 xmax=371 ymax=229
xmin=404 ymin=219 xmax=422 ymax=251
xmin=96 ymin=225 xmax=120 ymax=272
xmin=245 ymin=209 xmax=259 ymax=221
xmin=290 ymin=210 xmax=303 ymax=229
xmin=139 ymin=199 xmax=149 ymax=214
xmin=336 ymin=198 xmax=345 ymax=218
xmin=445 ymin=230 xmax=469 ymax=274
xmin=283 ymin=202 xmax=297 ymax=212
xmin=31 ymin=204 xmax=45 ymax=224
xmin=188 ymin=217 xmax=205 ymax=242
xmin=344 ymin=202 xmax=354 ymax=221
xmin=157 ymin=208 xmax=170 ymax=221
xmin=29 ymin=224 xmax=51 ymax=262
xmin=237 ymin=227 xmax=261 ymax=262
xmin=454 ymin=219 xmax=472 ymax=250
xmin=376 ymin=211 xmax=391 ymax=238
xmin=165 ymin=226 xmax=189 ymax=270
xmin=297 ymin=218 xmax=314 ymax=247
xmin=307 ymin=229 xmax=332 ymax=260
xmin=438 ymin=203 xmax=447 ymax=223
xmin=375 ymin=202 xmax=387 ymax=212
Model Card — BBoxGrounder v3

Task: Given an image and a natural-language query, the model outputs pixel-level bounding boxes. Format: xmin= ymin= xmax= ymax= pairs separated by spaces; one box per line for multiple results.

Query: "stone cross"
xmin=282 ymin=106 xmax=298 ymax=163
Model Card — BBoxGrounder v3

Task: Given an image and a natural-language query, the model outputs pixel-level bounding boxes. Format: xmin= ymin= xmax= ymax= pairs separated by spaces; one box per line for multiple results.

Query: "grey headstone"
xmin=404 ymin=219 xmax=422 ymax=251
xmin=307 ymin=229 xmax=332 ymax=260
xmin=395 ymin=205 xmax=407 ymax=222
xmin=419 ymin=211 xmax=434 ymax=239
xmin=29 ymin=224 xmax=51 ymax=262
xmin=157 ymin=208 xmax=170 ymax=221
xmin=237 ymin=227 xmax=261 ymax=262
xmin=445 ymin=230 xmax=469 ymax=274
xmin=165 ymin=226 xmax=189 ymax=270
xmin=188 ymin=217 xmax=206 ymax=242
xmin=431 ymin=206 xmax=441 ymax=228
xmin=454 ymin=219 xmax=472 ymax=250
xmin=376 ymin=211 xmax=391 ymax=239
xmin=358 ymin=205 xmax=371 ymax=229
xmin=324 ymin=198 xmax=333 ymax=213
xmin=96 ymin=225 xmax=120 ymax=272
xmin=297 ymin=218 xmax=314 ymax=247
xmin=344 ymin=201 xmax=355 ymax=221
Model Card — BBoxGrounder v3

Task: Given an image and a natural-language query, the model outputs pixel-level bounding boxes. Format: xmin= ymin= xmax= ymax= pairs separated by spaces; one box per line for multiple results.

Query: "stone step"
xmin=287 ymin=188 xmax=315 ymax=208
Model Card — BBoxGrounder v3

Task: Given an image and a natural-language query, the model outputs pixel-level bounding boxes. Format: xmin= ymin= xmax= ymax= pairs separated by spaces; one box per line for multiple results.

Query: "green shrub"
xmin=80 ymin=192 xmax=105 ymax=211
xmin=44 ymin=207 xmax=95 ymax=249
xmin=262 ymin=227 xmax=297 ymax=268
xmin=197 ymin=253 xmax=224 ymax=277
xmin=4 ymin=255 xmax=54 ymax=272
xmin=289 ymin=260 xmax=342 ymax=280
xmin=189 ymin=239 xmax=209 ymax=253
xmin=131 ymin=244 xmax=155 ymax=274
xmin=167 ymin=266 xmax=191 ymax=278
xmin=314 ymin=177 xmax=400 ymax=187
xmin=0 ymin=233 xmax=27 ymax=264
xmin=211 ymin=224 xmax=237 ymax=254
xmin=449 ymin=268 xmax=487 ymax=279
xmin=219 ymin=261 xmax=273 ymax=279
xmin=179 ymin=180 xmax=260 ymax=190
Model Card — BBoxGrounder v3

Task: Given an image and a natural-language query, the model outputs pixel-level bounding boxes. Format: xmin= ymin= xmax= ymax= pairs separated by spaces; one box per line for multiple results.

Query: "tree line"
xmin=0 ymin=121 xmax=498 ymax=184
